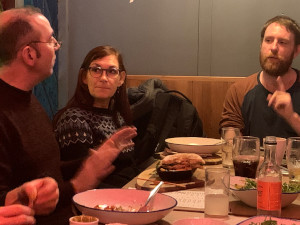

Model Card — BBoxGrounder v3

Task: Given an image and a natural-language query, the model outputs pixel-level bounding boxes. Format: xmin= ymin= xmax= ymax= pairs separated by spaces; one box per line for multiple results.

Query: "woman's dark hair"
xmin=53 ymin=45 xmax=132 ymax=127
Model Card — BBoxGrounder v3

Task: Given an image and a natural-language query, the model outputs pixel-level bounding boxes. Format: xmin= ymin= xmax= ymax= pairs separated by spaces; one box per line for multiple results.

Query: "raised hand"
xmin=267 ymin=76 xmax=294 ymax=120
xmin=98 ymin=126 xmax=137 ymax=158
xmin=71 ymin=126 xmax=137 ymax=193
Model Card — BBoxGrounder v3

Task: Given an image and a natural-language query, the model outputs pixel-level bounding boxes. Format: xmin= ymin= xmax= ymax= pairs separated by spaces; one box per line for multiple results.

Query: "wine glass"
xmin=286 ymin=137 xmax=300 ymax=184
xmin=221 ymin=127 xmax=240 ymax=168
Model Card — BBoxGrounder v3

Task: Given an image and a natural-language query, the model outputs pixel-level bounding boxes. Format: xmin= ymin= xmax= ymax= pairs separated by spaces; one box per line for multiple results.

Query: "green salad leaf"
xmin=235 ymin=179 xmax=300 ymax=193
xmin=247 ymin=215 xmax=298 ymax=225
xmin=261 ymin=220 xmax=277 ymax=225
xmin=282 ymin=182 xmax=300 ymax=193
xmin=234 ymin=178 xmax=257 ymax=190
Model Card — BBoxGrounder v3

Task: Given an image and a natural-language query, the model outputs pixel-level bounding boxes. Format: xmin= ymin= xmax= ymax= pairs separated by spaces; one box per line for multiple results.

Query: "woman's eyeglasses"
xmin=88 ymin=66 xmax=121 ymax=78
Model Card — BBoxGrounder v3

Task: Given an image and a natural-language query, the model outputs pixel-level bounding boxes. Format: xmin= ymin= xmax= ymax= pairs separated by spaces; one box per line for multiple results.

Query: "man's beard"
xmin=260 ymin=51 xmax=294 ymax=77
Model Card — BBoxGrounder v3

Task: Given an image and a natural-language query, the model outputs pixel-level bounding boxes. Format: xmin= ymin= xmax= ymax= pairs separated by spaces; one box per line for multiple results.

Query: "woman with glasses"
xmin=53 ymin=45 xmax=137 ymax=188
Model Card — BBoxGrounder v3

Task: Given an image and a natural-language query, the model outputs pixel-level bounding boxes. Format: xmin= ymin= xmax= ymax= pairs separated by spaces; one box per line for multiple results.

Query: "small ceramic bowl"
xmin=69 ymin=215 xmax=99 ymax=225
xmin=156 ymin=166 xmax=195 ymax=181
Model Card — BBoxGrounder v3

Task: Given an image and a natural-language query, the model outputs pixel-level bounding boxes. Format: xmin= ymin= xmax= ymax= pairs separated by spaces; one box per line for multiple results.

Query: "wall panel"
xmin=58 ymin=0 xmax=300 ymax=106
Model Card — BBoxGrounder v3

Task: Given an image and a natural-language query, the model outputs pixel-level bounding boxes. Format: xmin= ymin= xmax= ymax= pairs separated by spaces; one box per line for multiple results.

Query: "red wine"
xmin=233 ymin=155 xmax=259 ymax=178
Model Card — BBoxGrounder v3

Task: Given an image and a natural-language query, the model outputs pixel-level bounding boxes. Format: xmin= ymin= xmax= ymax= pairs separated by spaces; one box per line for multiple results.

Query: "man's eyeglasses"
xmin=28 ymin=36 xmax=62 ymax=48
xmin=88 ymin=66 xmax=121 ymax=78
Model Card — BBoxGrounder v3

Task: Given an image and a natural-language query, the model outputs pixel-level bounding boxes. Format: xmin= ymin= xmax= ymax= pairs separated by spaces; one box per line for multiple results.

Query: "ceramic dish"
xmin=237 ymin=215 xmax=300 ymax=225
xmin=156 ymin=166 xmax=196 ymax=181
xmin=230 ymin=176 xmax=299 ymax=208
xmin=165 ymin=137 xmax=223 ymax=154
xmin=73 ymin=189 xmax=177 ymax=225
xmin=173 ymin=218 xmax=229 ymax=225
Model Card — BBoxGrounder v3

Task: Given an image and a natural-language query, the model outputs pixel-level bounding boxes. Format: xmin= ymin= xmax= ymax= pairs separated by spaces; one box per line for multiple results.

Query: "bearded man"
xmin=219 ymin=15 xmax=300 ymax=141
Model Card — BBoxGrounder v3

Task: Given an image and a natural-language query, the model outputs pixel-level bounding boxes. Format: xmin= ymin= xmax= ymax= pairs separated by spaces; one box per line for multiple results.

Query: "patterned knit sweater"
xmin=54 ymin=107 xmax=137 ymax=187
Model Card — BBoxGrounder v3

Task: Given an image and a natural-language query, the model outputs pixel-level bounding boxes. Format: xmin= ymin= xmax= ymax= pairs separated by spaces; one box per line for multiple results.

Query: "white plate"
xmin=165 ymin=137 xmax=222 ymax=154
xmin=237 ymin=215 xmax=300 ymax=225
xmin=173 ymin=218 xmax=229 ymax=225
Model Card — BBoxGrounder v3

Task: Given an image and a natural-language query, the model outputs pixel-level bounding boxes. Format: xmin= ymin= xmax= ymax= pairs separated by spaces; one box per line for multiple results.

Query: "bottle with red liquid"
xmin=257 ymin=136 xmax=282 ymax=217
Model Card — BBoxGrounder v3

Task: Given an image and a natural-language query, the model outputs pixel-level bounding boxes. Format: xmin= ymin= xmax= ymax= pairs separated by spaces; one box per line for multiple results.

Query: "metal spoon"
xmin=138 ymin=181 xmax=164 ymax=212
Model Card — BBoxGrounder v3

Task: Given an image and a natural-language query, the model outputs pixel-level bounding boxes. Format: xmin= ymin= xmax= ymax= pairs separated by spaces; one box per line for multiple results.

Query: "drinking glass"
xmin=263 ymin=137 xmax=286 ymax=166
xmin=286 ymin=137 xmax=300 ymax=184
xmin=232 ymin=136 xmax=260 ymax=178
xmin=221 ymin=127 xmax=240 ymax=168
xmin=204 ymin=168 xmax=230 ymax=217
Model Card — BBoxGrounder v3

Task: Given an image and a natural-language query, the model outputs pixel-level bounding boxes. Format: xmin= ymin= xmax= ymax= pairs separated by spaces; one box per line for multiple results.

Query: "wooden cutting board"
xmin=135 ymin=168 xmax=205 ymax=192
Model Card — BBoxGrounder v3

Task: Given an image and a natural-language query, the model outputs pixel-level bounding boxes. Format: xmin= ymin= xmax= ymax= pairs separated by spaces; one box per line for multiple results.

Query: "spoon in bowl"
xmin=138 ymin=181 xmax=164 ymax=212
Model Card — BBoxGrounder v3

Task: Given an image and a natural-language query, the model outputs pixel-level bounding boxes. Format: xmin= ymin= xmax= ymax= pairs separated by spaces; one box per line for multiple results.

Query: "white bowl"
xmin=230 ymin=176 xmax=299 ymax=208
xmin=72 ymin=189 xmax=177 ymax=225
xmin=165 ymin=137 xmax=222 ymax=154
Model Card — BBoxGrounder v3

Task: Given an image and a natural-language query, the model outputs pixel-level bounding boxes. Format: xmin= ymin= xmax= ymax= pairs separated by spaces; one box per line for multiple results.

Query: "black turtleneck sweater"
xmin=0 ymin=79 xmax=74 ymax=225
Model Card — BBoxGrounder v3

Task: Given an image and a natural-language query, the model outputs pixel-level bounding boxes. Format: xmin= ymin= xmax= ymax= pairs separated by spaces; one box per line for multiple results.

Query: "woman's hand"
xmin=100 ymin=126 xmax=137 ymax=154
xmin=71 ymin=126 xmax=137 ymax=193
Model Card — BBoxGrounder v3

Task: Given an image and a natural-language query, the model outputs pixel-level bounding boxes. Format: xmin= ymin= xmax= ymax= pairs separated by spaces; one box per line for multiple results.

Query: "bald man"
xmin=0 ymin=6 xmax=136 ymax=225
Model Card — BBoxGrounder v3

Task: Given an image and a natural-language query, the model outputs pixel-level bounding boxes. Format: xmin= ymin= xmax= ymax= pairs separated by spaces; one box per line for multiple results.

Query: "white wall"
xmin=58 ymin=0 xmax=69 ymax=108
xmin=58 ymin=0 xmax=300 ymax=108
xmin=15 ymin=0 xmax=24 ymax=7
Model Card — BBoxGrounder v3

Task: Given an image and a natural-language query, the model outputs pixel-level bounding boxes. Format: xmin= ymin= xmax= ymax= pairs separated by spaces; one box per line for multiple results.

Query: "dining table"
xmin=122 ymin=154 xmax=300 ymax=225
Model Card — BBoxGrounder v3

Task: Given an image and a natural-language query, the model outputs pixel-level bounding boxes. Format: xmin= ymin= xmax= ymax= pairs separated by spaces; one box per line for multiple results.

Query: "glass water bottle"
xmin=257 ymin=136 xmax=282 ymax=217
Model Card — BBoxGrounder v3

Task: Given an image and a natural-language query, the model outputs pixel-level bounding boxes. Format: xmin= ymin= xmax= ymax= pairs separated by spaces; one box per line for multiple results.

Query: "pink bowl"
xmin=73 ymin=189 xmax=177 ymax=225
xmin=237 ymin=215 xmax=300 ymax=225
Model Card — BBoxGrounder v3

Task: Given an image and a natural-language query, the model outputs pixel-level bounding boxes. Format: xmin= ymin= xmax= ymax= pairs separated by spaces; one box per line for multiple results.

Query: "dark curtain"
xmin=25 ymin=0 xmax=59 ymax=119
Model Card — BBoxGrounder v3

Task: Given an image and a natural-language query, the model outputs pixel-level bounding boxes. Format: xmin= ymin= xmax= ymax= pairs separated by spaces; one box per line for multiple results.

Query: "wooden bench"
xmin=127 ymin=75 xmax=244 ymax=139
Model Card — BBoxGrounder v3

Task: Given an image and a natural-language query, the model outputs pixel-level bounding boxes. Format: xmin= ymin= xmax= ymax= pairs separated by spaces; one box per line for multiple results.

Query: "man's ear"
xmin=21 ymin=46 xmax=37 ymax=66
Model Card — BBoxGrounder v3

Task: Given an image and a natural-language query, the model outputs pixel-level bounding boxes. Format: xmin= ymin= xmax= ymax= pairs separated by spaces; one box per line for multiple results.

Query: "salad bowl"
xmin=230 ymin=176 xmax=299 ymax=208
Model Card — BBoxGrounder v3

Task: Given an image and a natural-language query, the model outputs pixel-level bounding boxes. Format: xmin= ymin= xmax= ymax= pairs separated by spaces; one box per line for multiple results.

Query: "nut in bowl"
xmin=69 ymin=215 xmax=99 ymax=225
xmin=72 ymin=189 xmax=177 ymax=225
xmin=230 ymin=176 xmax=300 ymax=208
